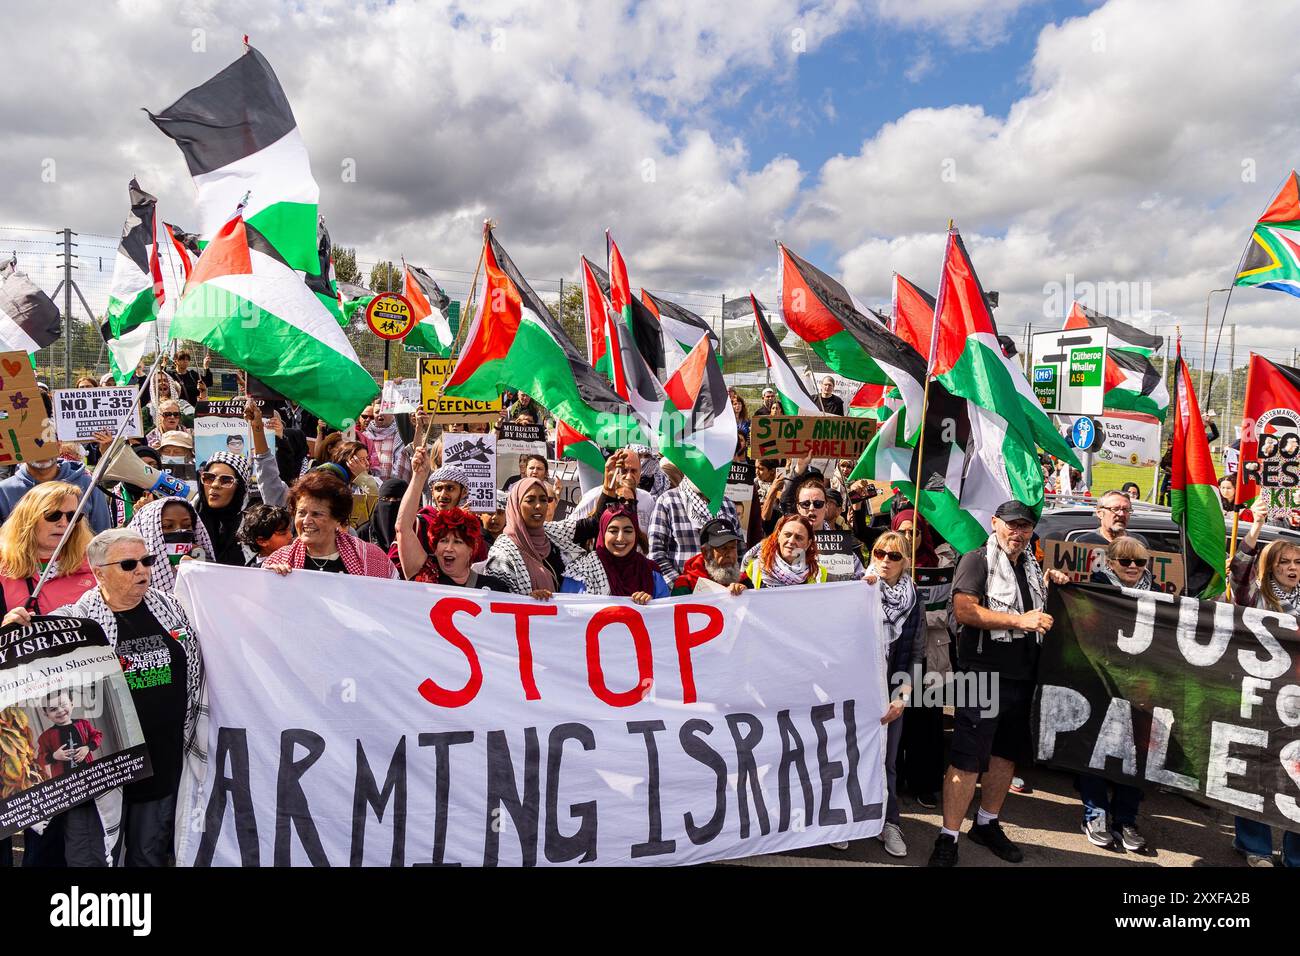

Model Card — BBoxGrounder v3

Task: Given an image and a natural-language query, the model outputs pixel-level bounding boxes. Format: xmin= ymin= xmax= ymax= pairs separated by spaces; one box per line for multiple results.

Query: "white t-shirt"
xmin=574 ymin=485 xmax=657 ymax=529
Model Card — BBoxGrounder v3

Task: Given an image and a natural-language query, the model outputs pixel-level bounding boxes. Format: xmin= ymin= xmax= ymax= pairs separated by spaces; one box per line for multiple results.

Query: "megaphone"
xmin=102 ymin=442 xmax=193 ymax=499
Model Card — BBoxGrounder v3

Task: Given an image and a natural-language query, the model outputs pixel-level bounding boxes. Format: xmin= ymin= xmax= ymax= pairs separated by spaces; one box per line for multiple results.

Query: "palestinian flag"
xmin=100 ymin=181 xmax=166 ymax=382
xmin=607 ymin=232 xmax=669 ymax=379
xmin=148 ymin=45 xmax=320 ymax=275
xmin=0 ymin=258 xmax=60 ymax=356
xmin=1234 ymin=170 xmax=1300 ymax=298
xmin=403 ymin=263 xmax=455 ymax=356
xmin=751 ymin=294 xmax=823 ymax=415
xmin=170 ymin=210 xmax=377 ymax=428
xmin=445 ymin=227 xmax=643 ymax=448
xmin=641 ymin=289 xmax=720 ymax=372
xmin=1237 ymin=353 xmax=1300 ymax=505
xmin=1171 ymin=342 xmax=1227 ymax=599
xmin=849 ymin=383 xmax=893 ymax=420
xmin=659 ymin=334 xmax=736 ymax=512
xmin=777 ymin=242 xmax=926 ymax=433
xmin=1063 ymin=302 xmax=1168 ymax=421
xmin=338 ymin=282 xmax=376 ymax=323
xmin=932 ymin=228 xmax=1081 ymax=479
xmin=892 ymin=273 xmax=937 ymax=357
xmin=850 ymin=384 xmax=995 ymax=553
xmin=581 ymin=255 xmax=623 ymax=389
xmin=556 ymin=420 xmax=606 ymax=473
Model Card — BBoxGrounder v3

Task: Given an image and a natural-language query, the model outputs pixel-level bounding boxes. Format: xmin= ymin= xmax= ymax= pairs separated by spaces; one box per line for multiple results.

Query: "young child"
xmin=35 ymin=689 xmax=103 ymax=780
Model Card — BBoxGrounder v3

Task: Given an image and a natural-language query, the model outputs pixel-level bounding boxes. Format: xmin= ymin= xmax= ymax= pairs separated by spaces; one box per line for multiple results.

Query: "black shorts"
xmin=949 ymin=675 xmax=1035 ymax=774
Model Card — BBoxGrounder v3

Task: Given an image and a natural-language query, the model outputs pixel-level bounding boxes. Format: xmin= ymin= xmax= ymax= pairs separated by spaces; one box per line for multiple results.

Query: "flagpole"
xmin=29 ymin=347 xmax=171 ymax=605
xmin=909 ymin=222 xmax=953 ymax=571
xmin=1227 ymin=351 xmax=1256 ymax=597
xmin=1205 ymin=169 xmax=1293 ymax=400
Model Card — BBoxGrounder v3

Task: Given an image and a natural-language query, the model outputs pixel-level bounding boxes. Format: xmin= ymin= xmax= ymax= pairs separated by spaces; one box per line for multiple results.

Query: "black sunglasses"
xmin=1116 ymin=557 xmax=1148 ymax=568
xmin=873 ymin=548 xmax=905 ymax=562
xmin=43 ymin=510 xmax=80 ymax=524
xmin=798 ymin=499 xmax=827 ymax=510
xmin=97 ymin=554 xmax=159 ymax=572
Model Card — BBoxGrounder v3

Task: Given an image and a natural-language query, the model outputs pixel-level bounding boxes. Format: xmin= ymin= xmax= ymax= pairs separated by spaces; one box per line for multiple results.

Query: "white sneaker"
xmin=879 ymin=822 xmax=907 ymax=858
xmin=830 ymin=841 xmax=851 ymax=851
xmin=1245 ymin=854 xmax=1274 ymax=868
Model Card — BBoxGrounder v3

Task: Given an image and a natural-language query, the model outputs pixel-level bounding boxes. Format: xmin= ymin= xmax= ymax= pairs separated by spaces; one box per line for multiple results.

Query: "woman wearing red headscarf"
xmin=560 ymin=505 xmax=669 ymax=603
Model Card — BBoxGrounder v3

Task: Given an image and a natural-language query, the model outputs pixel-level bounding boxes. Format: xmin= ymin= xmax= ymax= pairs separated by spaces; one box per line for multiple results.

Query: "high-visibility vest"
xmin=745 ymin=559 xmax=828 ymax=588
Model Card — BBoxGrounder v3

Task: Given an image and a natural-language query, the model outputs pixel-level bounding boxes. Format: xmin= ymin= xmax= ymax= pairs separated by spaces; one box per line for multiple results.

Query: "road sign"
xmin=1030 ymin=327 xmax=1108 ymax=416
xmin=365 ymin=292 xmax=416 ymax=340
xmin=1069 ymin=416 xmax=1100 ymax=451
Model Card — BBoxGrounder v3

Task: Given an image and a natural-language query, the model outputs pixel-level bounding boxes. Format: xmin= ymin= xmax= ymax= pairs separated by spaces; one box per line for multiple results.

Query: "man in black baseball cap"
xmin=671 ymin=517 xmax=751 ymax=596
xmin=928 ymin=499 xmax=1068 ymax=867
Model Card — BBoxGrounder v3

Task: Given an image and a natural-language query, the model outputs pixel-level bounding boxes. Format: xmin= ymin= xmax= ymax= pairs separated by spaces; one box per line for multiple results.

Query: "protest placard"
xmin=377 ymin=378 xmax=421 ymax=415
xmin=172 ymin=565 xmax=887 ymax=867
xmin=0 ymin=617 xmax=152 ymax=839
xmin=725 ymin=459 xmax=755 ymax=539
xmin=551 ymin=459 xmax=583 ymax=520
xmin=193 ymin=398 xmax=276 ymax=465
xmin=419 ymin=357 xmax=502 ymax=423
xmin=750 ymin=415 xmax=875 ymax=460
xmin=1042 ymin=538 xmax=1185 ymax=594
xmin=1035 ymin=584 xmax=1300 ymax=830
xmin=442 ymin=431 xmax=497 ymax=512
xmin=0 ymin=350 xmax=52 ymax=464
xmin=815 ymin=530 xmax=863 ymax=581
xmin=52 ymin=387 xmax=142 ymax=442
xmin=496 ymin=422 xmax=548 ymax=491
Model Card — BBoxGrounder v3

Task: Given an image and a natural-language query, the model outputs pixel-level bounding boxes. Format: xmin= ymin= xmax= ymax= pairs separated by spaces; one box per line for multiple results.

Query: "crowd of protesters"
xmin=0 ymin=366 xmax=1294 ymax=870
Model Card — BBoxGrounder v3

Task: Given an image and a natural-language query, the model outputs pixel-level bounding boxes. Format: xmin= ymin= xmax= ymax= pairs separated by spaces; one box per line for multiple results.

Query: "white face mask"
xmin=26 ymin=459 xmax=57 ymax=470
xmin=162 ymin=455 xmax=189 ymax=466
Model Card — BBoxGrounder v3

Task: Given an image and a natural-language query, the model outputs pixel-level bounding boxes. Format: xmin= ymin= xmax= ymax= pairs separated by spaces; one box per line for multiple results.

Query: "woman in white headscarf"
xmin=128 ymin=496 xmax=215 ymax=593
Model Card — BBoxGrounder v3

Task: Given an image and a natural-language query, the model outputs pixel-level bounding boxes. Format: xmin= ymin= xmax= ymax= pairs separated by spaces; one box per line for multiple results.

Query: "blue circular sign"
xmin=1070 ymin=416 xmax=1095 ymax=450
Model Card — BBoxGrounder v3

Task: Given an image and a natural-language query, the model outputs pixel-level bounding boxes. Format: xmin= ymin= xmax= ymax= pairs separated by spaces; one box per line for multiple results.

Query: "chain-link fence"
xmin=2 ymin=223 xmax=838 ymax=406
xmin=1 ymin=222 xmax=1264 ymax=445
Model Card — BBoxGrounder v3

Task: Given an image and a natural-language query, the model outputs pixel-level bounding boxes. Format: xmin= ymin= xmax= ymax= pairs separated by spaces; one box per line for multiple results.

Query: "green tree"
xmin=369 ymin=260 xmax=401 ymax=292
xmin=331 ymin=245 xmax=360 ymax=285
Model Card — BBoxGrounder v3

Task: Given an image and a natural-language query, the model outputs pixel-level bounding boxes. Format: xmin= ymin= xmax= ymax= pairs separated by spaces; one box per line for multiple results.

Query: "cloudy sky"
xmin=4 ymin=0 xmax=1300 ymax=371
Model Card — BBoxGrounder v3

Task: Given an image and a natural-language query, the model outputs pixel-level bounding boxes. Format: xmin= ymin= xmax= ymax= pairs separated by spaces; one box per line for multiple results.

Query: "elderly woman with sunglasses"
xmin=3 ymin=528 xmax=205 ymax=867
xmin=832 ymin=530 xmax=924 ymax=858
xmin=1076 ymin=535 xmax=1153 ymax=854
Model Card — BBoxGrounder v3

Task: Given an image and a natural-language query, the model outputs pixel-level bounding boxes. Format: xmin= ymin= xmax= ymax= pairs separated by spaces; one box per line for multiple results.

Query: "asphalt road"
xmin=734 ymin=765 xmax=1253 ymax=868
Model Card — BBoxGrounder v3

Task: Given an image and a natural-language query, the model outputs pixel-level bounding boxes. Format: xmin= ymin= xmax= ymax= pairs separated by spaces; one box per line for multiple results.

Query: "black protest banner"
xmin=0 ymin=616 xmax=152 ymax=838
xmin=1034 ymin=583 xmax=1300 ymax=830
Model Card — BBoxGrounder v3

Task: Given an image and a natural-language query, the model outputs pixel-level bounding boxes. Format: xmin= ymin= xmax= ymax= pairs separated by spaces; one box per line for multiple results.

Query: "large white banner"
xmin=171 ymin=564 xmax=887 ymax=867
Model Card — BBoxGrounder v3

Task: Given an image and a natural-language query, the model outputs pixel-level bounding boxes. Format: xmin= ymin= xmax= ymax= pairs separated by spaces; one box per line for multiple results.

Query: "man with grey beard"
xmin=670 ymin=518 xmax=752 ymax=596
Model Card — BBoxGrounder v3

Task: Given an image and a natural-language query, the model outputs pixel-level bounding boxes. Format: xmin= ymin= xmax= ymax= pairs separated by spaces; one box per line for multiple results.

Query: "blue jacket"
xmin=0 ymin=461 xmax=113 ymax=533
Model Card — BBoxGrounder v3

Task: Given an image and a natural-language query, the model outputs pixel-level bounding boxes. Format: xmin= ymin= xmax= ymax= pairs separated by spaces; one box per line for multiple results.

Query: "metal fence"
xmin=0 ymin=222 xmax=1265 ymax=443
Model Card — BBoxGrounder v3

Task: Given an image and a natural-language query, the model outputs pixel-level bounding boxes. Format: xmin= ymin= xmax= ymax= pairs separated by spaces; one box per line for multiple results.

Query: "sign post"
xmin=1030 ymin=327 xmax=1108 ymax=416
xmin=364 ymin=293 xmax=416 ymax=382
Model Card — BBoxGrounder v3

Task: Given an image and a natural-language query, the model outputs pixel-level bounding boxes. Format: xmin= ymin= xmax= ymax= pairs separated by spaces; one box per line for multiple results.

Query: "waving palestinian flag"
xmin=171 ymin=209 xmax=377 ymax=428
xmin=1063 ymin=302 xmax=1168 ymax=421
xmin=581 ymin=255 xmax=622 ymax=390
xmin=0 ymin=257 xmax=60 ymax=358
xmin=338 ymin=282 xmax=376 ymax=323
xmin=99 ymin=181 xmax=167 ymax=382
xmin=777 ymin=242 xmax=926 ymax=434
xmin=933 ymin=228 xmax=1080 ymax=476
xmin=1171 ymin=341 xmax=1227 ymax=599
xmin=1235 ymin=170 xmax=1300 ymax=297
xmin=641 ymin=289 xmax=719 ymax=373
xmin=751 ymin=294 xmax=823 ymax=415
xmin=148 ymin=45 xmax=320 ymax=275
xmin=403 ymin=262 xmax=455 ymax=356
xmin=607 ymin=232 xmax=674 ymax=379
xmin=659 ymin=334 xmax=736 ymax=513
xmin=445 ymin=227 xmax=643 ymax=447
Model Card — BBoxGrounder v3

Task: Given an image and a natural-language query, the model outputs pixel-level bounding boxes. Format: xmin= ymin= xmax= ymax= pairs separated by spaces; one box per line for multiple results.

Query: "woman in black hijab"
xmin=196 ymin=452 xmax=251 ymax=565
xmin=358 ymin=478 xmax=407 ymax=551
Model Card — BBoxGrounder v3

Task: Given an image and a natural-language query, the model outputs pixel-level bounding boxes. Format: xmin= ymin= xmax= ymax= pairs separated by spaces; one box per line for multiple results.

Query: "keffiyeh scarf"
xmin=1269 ymin=579 xmax=1300 ymax=614
xmin=128 ymin=496 xmax=215 ymax=593
xmin=983 ymin=532 xmax=1046 ymax=643
xmin=766 ymin=551 xmax=811 ymax=587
